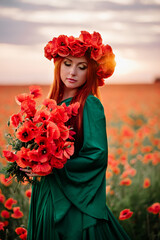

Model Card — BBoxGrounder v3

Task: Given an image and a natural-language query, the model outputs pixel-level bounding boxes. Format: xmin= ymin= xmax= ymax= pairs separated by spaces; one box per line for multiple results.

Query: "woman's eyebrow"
xmin=65 ymin=57 xmax=72 ymax=61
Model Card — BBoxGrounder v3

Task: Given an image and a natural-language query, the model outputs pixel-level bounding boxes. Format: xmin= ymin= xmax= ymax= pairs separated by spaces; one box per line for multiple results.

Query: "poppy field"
xmin=0 ymin=84 xmax=160 ymax=240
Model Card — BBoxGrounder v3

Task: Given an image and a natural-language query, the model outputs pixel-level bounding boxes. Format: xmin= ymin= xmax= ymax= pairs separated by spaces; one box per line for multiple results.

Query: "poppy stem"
xmin=6 ymin=176 xmax=15 ymax=183
xmin=146 ymin=212 xmax=151 ymax=239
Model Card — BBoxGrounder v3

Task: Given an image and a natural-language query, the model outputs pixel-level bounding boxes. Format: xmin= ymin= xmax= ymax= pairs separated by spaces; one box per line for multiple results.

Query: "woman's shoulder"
xmin=85 ymin=94 xmax=104 ymax=111
xmin=84 ymin=94 xmax=105 ymax=118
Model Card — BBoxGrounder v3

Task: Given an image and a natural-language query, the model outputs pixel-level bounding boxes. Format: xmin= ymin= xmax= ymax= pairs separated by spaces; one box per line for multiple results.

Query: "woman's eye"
xmin=79 ymin=65 xmax=88 ymax=70
xmin=64 ymin=61 xmax=71 ymax=67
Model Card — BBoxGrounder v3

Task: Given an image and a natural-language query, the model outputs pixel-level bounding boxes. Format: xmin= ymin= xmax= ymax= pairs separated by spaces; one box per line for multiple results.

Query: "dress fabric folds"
xmin=27 ymin=95 xmax=131 ymax=240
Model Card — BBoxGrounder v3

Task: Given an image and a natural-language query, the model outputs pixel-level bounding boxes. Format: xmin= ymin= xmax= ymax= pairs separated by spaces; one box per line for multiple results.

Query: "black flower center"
xmin=42 ymin=149 xmax=47 ymax=154
xmin=22 ymin=132 xmax=28 ymax=138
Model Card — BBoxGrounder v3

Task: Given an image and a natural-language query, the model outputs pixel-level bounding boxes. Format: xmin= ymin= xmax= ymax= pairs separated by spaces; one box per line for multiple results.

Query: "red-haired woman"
xmin=26 ymin=31 xmax=130 ymax=240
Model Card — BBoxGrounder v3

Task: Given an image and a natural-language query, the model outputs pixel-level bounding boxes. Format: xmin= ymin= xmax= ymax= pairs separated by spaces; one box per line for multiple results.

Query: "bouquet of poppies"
xmin=2 ymin=86 xmax=80 ymax=184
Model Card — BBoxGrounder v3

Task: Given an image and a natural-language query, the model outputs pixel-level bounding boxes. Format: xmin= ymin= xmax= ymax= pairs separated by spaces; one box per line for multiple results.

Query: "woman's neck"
xmin=61 ymin=88 xmax=77 ymax=101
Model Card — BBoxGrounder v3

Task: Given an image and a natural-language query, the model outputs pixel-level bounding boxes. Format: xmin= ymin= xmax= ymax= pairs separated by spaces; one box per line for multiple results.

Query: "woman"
xmin=26 ymin=31 xmax=131 ymax=240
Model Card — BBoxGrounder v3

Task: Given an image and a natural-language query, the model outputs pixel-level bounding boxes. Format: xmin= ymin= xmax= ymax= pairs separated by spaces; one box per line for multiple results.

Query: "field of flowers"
xmin=0 ymin=84 xmax=160 ymax=240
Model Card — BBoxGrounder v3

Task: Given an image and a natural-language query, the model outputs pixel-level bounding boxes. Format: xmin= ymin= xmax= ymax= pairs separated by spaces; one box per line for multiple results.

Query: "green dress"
xmin=27 ymin=95 xmax=131 ymax=240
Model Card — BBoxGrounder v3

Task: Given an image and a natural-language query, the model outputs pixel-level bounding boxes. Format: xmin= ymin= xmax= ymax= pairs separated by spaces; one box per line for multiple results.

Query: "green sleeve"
xmin=65 ymin=95 xmax=108 ymax=180
xmin=54 ymin=95 xmax=108 ymax=220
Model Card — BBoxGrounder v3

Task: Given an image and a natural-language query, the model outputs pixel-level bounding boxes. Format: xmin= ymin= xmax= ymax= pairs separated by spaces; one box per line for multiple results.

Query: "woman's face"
xmin=60 ymin=55 xmax=88 ymax=92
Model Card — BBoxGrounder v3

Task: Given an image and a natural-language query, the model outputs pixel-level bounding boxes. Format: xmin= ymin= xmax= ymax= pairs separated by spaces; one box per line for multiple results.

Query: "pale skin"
xmin=21 ymin=55 xmax=88 ymax=177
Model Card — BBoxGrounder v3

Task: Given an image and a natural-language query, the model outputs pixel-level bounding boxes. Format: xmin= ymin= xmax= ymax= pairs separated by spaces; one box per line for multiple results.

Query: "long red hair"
xmin=48 ymin=55 xmax=101 ymax=152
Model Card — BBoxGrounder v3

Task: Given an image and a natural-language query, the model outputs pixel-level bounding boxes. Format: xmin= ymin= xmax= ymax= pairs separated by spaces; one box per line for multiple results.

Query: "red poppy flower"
xmin=70 ymin=102 xmax=80 ymax=116
xmin=54 ymin=141 xmax=74 ymax=160
xmin=0 ymin=174 xmax=12 ymax=187
xmin=16 ymin=147 xmax=32 ymax=168
xmin=69 ymin=39 xmax=87 ymax=57
xmin=141 ymin=145 xmax=152 ymax=153
xmin=10 ymin=113 xmax=23 ymax=127
xmin=120 ymin=178 xmax=132 ymax=186
xmin=79 ymin=31 xmax=92 ymax=45
xmin=97 ymin=45 xmax=116 ymax=79
xmin=91 ymin=31 xmax=102 ymax=46
xmin=54 ymin=141 xmax=65 ymax=159
xmin=112 ymin=166 xmax=120 ymax=175
xmin=15 ymin=93 xmax=32 ymax=105
xmin=25 ymin=120 xmax=39 ymax=134
xmin=106 ymin=171 xmax=113 ymax=179
xmin=0 ymin=190 xmax=5 ymax=203
xmin=120 ymin=171 xmax=128 ymax=179
xmin=63 ymin=142 xmax=74 ymax=159
xmin=3 ymin=150 xmax=18 ymax=162
xmin=47 ymin=121 xmax=60 ymax=140
xmin=16 ymin=124 xmax=35 ymax=142
xmin=102 ymin=44 xmax=112 ymax=55
xmin=152 ymin=151 xmax=160 ymax=165
xmin=42 ymin=99 xmax=57 ymax=110
xmin=52 ymin=105 xmax=69 ymax=123
xmin=21 ymin=98 xmax=36 ymax=118
xmin=19 ymin=232 xmax=27 ymax=240
xmin=147 ymin=203 xmax=160 ymax=214
xmin=62 ymin=104 xmax=72 ymax=118
xmin=119 ymin=209 xmax=133 ymax=220
xmin=44 ymin=39 xmax=57 ymax=60
xmin=1 ymin=210 xmax=10 ymax=219
xmin=15 ymin=227 xmax=27 ymax=240
xmin=98 ymin=78 xmax=105 ymax=87
xmin=35 ymin=136 xmax=48 ymax=146
xmin=3 ymin=221 xmax=8 ymax=227
xmin=121 ymin=126 xmax=134 ymax=138
xmin=56 ymin=35 xmax=70 ymax=57
xmin=33 ymin=109 xmax=50 ymax=123
xmin=143 ymin=153 xmax=152 ymax=164
xmin=91 ymin=45 xmax=102 ymax=61
xmin=25 ymin=189 xmax=32 ymax=198
xmin=15 ymin=227 xmax=27 ymax=235
xmin=39 ymin=120 xmax=49 ymax=133
xmin=58 ymin=123 xmax=69 ymax=141
xmin=29 ymin=85 xmax=42 ymax=99
xmin=4 ymin=198 xmax=17 ymax=210
xmin=28 ymin=149 xmax=38 ymax=163
xmin=96 ymin=67 xmax=105 ymax=85
xmin=32 ymin=163 xmax=52 ymax=176
xmin=11 ymin=207 xmax=24 ymax=219
xmin=143 ymin=178 xmax=151 ymax=188
xmin=0 ymin=222 xmax=5 ymax=231
xmin=128 ymin=168 xmax=137 ymax=177
xmin=50 ymin=156 xmax=65 ymax=169
xmin=38 ymin=145 xmax=51 ymax=163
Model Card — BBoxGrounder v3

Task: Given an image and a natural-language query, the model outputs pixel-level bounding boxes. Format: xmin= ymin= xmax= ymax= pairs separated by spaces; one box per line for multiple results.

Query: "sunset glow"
xmin=0 ymin=0 xmax=159 ymax=84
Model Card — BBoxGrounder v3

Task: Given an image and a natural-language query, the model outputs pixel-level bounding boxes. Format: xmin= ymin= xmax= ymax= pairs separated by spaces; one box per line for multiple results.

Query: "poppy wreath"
xmin=2 ymin=86 xmax=80 ymax=183
xmin=44 ymin=30 xmax=116 ymax=86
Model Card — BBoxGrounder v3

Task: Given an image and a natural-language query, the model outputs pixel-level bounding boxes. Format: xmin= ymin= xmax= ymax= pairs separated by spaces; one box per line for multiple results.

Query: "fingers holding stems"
xmin=20 ymin=168 xmax=40 ymax=177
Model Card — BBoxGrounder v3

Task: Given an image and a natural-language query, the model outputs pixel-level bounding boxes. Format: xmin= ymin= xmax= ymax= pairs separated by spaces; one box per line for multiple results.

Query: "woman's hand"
xmin=20 ymin=168 xmax=40 ymax=178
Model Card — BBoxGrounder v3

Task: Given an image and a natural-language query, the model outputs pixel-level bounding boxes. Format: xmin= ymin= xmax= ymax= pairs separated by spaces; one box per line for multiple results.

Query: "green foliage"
xmin=1 ymin=162 xmax=37 ymax=185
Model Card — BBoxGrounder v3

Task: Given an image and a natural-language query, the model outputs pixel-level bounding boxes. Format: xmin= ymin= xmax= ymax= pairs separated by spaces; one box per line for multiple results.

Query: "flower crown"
xmin=44 ymin=31 xmax=116 ymax=86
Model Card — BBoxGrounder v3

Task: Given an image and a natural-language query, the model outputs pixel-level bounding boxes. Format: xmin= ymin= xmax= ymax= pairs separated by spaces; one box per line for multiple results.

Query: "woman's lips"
xmin=67 ymin=78 xmax=77 ymax=83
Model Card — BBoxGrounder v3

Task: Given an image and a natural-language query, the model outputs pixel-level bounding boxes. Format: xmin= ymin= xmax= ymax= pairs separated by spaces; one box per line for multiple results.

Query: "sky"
xmin=0 ymin=0 xmax=160 ymax=85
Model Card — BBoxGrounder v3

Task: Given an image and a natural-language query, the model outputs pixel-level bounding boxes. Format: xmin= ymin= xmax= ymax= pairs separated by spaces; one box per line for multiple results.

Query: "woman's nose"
xmin=70 ymin=66 xmax=76 ymax=76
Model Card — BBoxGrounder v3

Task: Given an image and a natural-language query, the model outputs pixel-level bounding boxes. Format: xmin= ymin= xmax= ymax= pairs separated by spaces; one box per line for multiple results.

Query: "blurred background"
xmin=0 ymin=0 xmax=160 ymax=85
